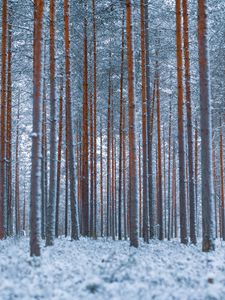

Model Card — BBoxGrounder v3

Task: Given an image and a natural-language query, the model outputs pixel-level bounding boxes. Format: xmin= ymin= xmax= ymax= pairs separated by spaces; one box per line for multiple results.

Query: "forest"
xmin=0 ymin=0 xmax=225 ymax=299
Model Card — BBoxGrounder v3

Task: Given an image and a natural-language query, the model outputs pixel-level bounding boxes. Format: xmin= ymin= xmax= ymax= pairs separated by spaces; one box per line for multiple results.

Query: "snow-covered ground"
xmin=0 ymin=237 xmax=225 ymax=300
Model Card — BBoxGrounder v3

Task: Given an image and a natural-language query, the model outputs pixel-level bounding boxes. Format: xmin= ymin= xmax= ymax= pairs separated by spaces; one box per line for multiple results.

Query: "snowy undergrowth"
xmin=0 ymin=237 xmax=225 ymax=300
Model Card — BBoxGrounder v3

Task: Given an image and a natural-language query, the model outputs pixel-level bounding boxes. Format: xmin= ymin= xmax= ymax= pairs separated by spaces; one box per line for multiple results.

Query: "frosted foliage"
xmin=1 ymin=238 xmax=225 ymax=299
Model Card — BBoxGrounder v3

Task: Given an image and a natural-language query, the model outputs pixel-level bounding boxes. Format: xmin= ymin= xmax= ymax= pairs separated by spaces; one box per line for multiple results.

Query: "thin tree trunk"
xmin=156 ymin=65 xmax=163 ymax=240
xmin=64 ymin=0 xmax=79 ymax=240
xmin=175 ymin=0 xmax=188 ymax=245
xmin=167 ymin=102 xmax=172 ymax=240
xmin=106 ymin=71 xmax=111 ymax=237
xmin=30 ymin=0 xmax=44 ymax=257
xmin=111 ymin=119 xmax=115 ymax=240
xmin=144 ymin=0 xmax=154 ymax=240
xmin=123 ymin=99 xmax=127 ymax=240
xmin=198 ymin=0 xmax=215 ymax=252
xmin=118 ymin=11 xmax=125 ymax=241
xmin=41 ymin=43 xmax=47 ymax=240
xmin=55 ymin=76 xmax=63 ymax=238
xmin=90 ymin=93 xmax=94 ymax=237
xmin=6 ymin=3 xmax=13 ymax=236
xmin=140 ymin=0 xmax=149 ymax=243
xmin=65 ymin=147 xmax=68 ymax=237
xmin=92 ymin=0 xmax=97 ymax=240
xmin=182 ymin=0 xmax=197 ymax=245
xmin=138 ymin=139 xmax=142 ymax=237
xmin=172 ymin=142 xmax=177 ymax=238
xmin=194 ymin=123 xmax=199 ymax=236
xmin=81 ymin=2 xmax=89 ymax=236
xmin=23 ymin=181 xmax=26 ymax=232
xmin=126 ymin=0 xmax=139 ymax=248
xmin=6 ymin=2 xmax=13 ymax=236
xmin=100 ymin=116 xmax=103 ymax=237
xmin=46 ymin=0 xmax=57 ymax=247
xmin=219 ymin=119 xmax=225 ymax=240
xmin=0 ymin=0 xmax=7 ymax=240
xmin=15 ymin=99 xmax=20 ymax=236
xmin=212 ymin=130 xmax=218 ymax=238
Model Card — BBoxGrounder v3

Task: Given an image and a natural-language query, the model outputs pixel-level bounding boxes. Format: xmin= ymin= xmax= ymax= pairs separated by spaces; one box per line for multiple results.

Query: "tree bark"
xmin=175 ymin=0 xmax=188 ymax=245
xmin=64 ymin=0 xmax=79 ymax=240
xmin=126 ymin=0 xmax=139 ymax=248
xmin=197 ymin=0 xmax=215 ymax=251
xmin=55 ymin=76 xmax=63 ymax=238
xmin=6 ymin=2 xmax=13 ymax=236
xmin=81 ymin=1 xmax=89 ymax=236
xmin=140 ymin=0 xmax=149 ymax=243
xmin=46 ymin=0 xmax=57 ymax=247
xmin=30 ymin=0 xmax=44 ymax=257
xmin=182 ymin=0 xmax=197 ymax=245
xmin=0 ymin=0 xmax=7 ymax=240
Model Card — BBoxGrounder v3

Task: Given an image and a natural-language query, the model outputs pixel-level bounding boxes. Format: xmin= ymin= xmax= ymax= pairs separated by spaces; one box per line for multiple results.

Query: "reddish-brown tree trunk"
xmin=64 ymin=0 xmax=79 ymax=240
xmin=30 ymin=0 xmax=44 ymax=256
xmin=140 ymin=0 xmax=149 ymax=243
xmin=182 ymin=0 xmax=197 ymax=245
xmin=106 ymin=71 xmax=111 ymax=237
xmin=118 ymin=11 xmax=125 ymax=240
xmin=198 ymin=0 xmax=215 ymax=251
xmin=6 ymin=3 xmax=13 ymax=236
xmin=176 ymin=0 xmax=188 ymax=244
xmin=15 ymin=99 xmax=20 ymax=236
xmin=100 ymin=116 xmax=104 ymax=237
xmin=55 ymin=76 xmax=63 ymax=238
xmin=126 ymin=0 xmax=139 ymax=247
xmin=0 ymin=0 xmax=7 ymax=239
xmin=220 ymin=119 xmax=225 ymax=240
xmin=81 ymin=3 xmax=89 ymax=236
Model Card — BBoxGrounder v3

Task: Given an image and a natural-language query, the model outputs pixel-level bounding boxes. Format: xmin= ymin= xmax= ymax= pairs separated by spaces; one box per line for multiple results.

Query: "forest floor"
xmin=0 ymin=237 xmax=225 ymax=300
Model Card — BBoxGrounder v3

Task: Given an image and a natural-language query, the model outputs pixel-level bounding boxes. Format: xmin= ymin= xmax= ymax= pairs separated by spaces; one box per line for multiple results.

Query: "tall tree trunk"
xmin=46 ymin=0 xmax=57 ymax=247
xmin=55 ymin=76 xmax=63 ymax=238
xmin=182 ymin=0 xmax=197 ymax=245
xmin=126 ymin=0 xmax=139 ymax=248
xmin=219 ymin=119 xmax=225 ymax=240
xmin=106 ymin=71 xmax=111 ymax=237
xmin=212 ymin=130 xmax=218 ymax=238
xmin=175 ymin=0 xmax=188 ymax=245
xmin=144 ymin=0 xmax=154 ymax=240
xmin=0 ymin=0 xmax=7 ymax=240
xmin=6 ymin=1 xmax=13 ymax=236
xmin=100 ymin=116 xmax=104 ymax=237
xmin=30 ymin=0 xmax=44 ymax=257
xmin=138 ymin=139 xmax=142 ymax=237
xmin=64 ymin=0 xmax=79 ymax=240
xmin=15 ymin=99 xmax=20 ymax=236
xmin=23 ymin=181 xmax=26 ymax=232
xmin=41 ymin=44 xmax=47 ymax=240
xmin=194 ymin=123 xmax=199 ymax=236
xmin=172 ymin=142 xmax=177 ymax=238
xmin=167 ymin=102 xmax=172 ymax=240
xmin=118 ymin=11 xmax=125 ymax=241
xmin=156 ymin=61 xmax=163 ymax=240
xmin=123 ymin=99 xmax=127 ymax=240
xmin=81 ymin=2 xmax=89 ymax=236
xmin=65 ymin=147 xmax=68 ymax=237
xmin=140 ymin=0 xmax=149 ymax=243
xmin=198 ymin=0 xmax=215 ymax=252
xmin=92 ymin=0 xmax=97 ymax=240
xmin=111 ymin=117 xmax=115 ymax=240
xmin=90 ymin=93 xmax=94 ymax=237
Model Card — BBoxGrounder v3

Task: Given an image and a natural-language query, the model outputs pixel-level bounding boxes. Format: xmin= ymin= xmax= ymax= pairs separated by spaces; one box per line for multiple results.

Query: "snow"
xmin=0 ymin=237 xmax=225 ymax=300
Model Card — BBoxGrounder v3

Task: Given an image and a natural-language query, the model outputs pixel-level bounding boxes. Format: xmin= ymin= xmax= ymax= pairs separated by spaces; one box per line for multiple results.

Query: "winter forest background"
xmin=0 ymin=0 xmax=225 ymax=299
